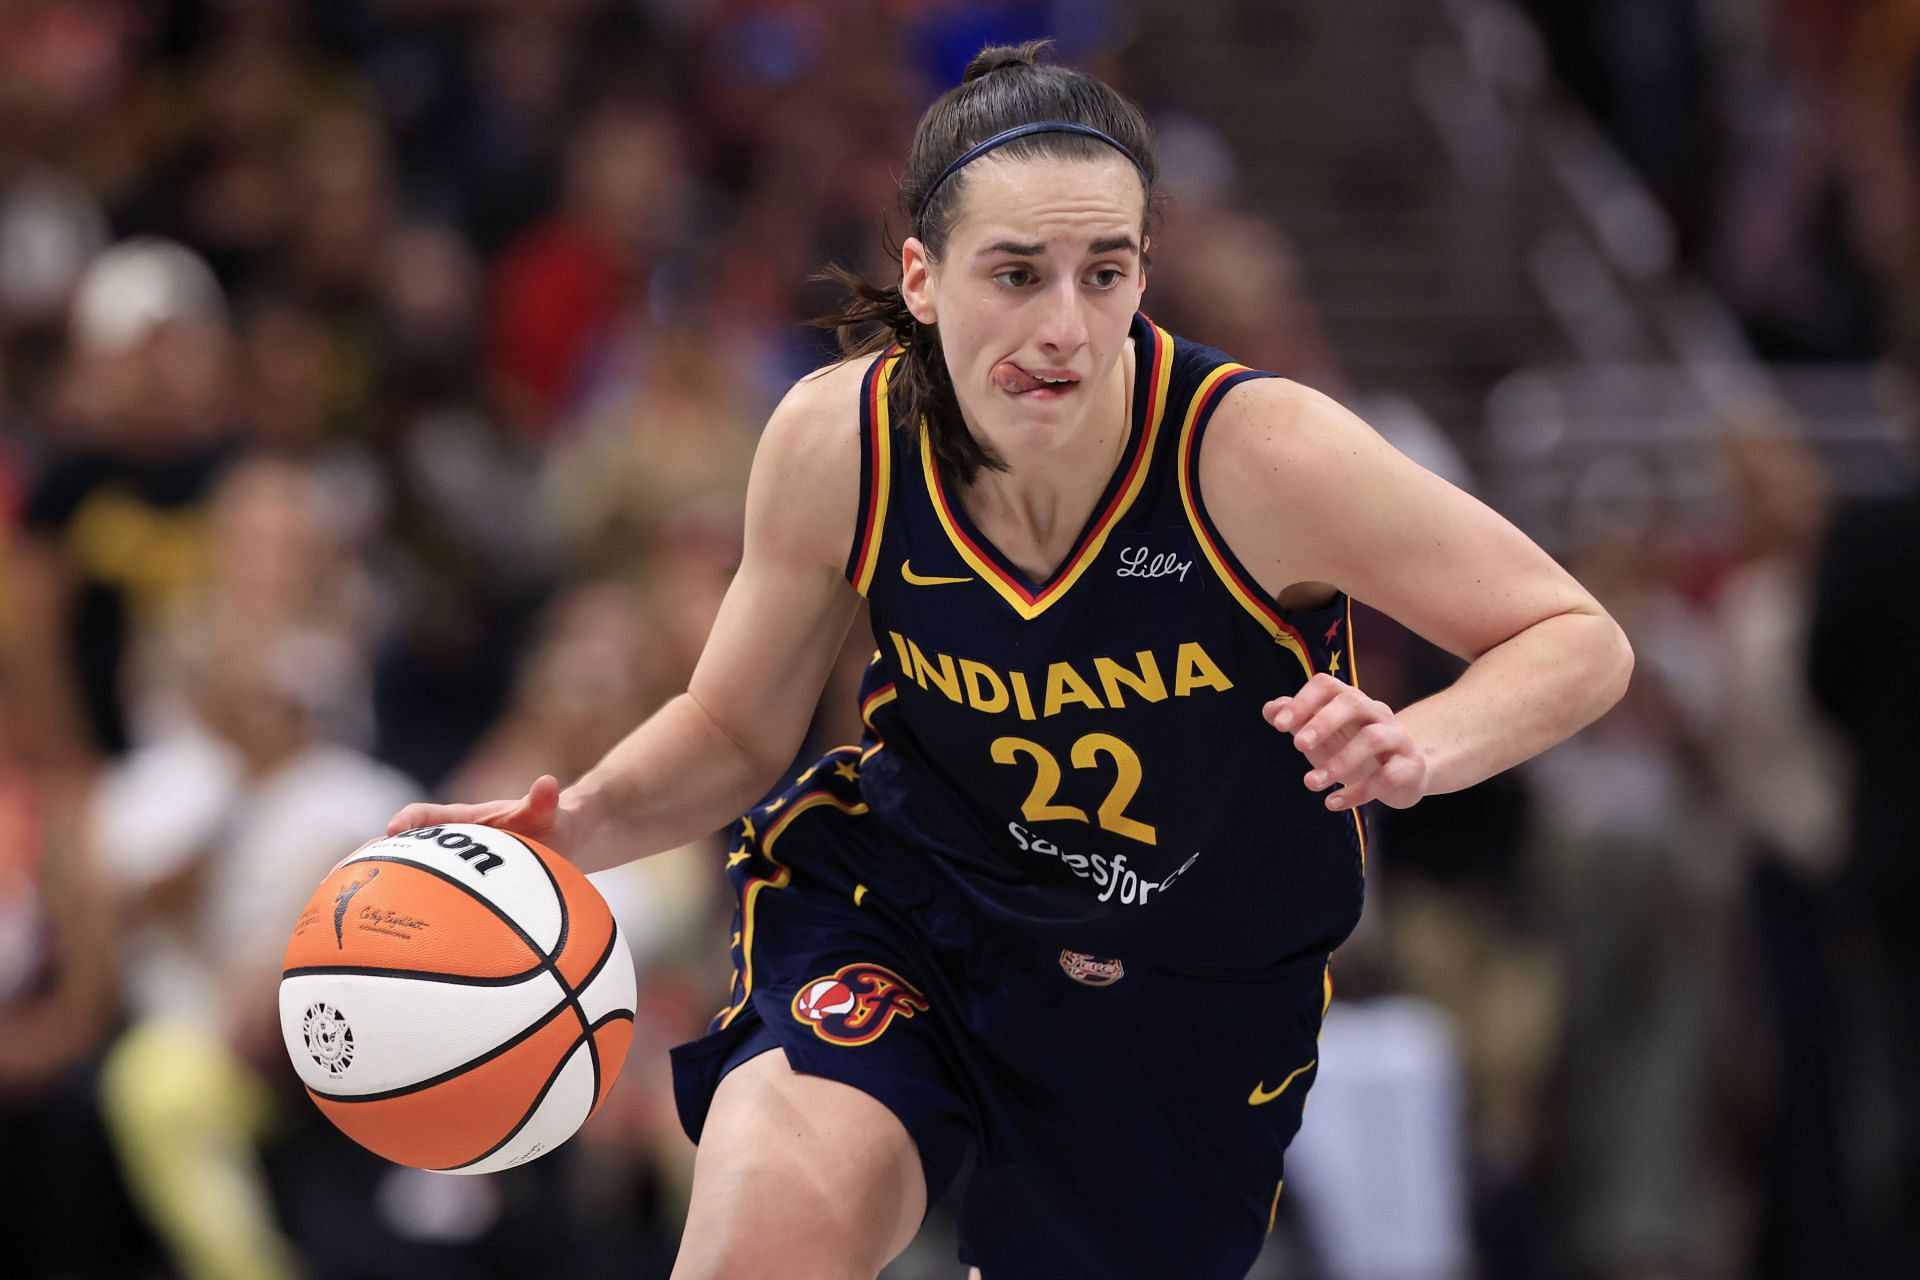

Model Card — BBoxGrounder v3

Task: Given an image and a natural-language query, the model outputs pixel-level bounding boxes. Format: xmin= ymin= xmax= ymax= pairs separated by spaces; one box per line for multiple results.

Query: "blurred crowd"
xmin=1522 ymin=0 xmax=1920 ymax=367
xmin=0 ymin=2 xmax=1917 ymax=1279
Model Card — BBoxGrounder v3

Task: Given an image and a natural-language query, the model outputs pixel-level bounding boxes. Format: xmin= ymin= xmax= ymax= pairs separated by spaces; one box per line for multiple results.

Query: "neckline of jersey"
xmin=922 ymin=312 xmax=1171 ymax=618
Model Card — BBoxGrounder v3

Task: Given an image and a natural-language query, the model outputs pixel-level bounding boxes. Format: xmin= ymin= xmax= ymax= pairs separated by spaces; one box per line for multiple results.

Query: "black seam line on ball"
xmin=437 ymin=1033 xmax=590 ymax=1173
xmin=566 ymin=926 xmax=625 ymax=1101
xmin=502 ymin=833 xmax=569 ymax=963
xmin=351 ymin=847 xmax=586 ymax=1060
xmin=501 ymin=832 xmax=596 ymax=1101
xmin=347 ymin=856 xmax=550 ymax=967
xmin=307 ymin=993 xmax=574 ymax=1104
xmin=281 ymin=963 xmax=548 ymax=987
xmin=571 ymin=928 xmax=627 ymax=1106
xmin=435 ymin=1014 xmax=638 ymax=1173
xmin=574 ymin=925 xmax=622 ymax=1007
xmin=587 ymin=1010 xmax=635 ymax=1033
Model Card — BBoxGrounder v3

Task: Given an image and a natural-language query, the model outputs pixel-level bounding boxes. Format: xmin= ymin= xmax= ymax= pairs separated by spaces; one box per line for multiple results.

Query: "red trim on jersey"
xmin=847 ymin=349 xmax=898 ymax=593
xmin=925 ymin=324 xmax=1167 ymax=607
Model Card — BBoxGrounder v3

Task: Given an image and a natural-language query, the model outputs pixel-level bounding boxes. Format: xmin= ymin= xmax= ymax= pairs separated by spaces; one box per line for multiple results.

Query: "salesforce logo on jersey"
xmin=1008 ymin=822 xmax=1201 ymax=906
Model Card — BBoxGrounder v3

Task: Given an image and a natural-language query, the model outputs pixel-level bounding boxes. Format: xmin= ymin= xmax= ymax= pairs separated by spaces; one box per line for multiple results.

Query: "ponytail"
xmin=812 ymin=266 xmax=1001 ymax=484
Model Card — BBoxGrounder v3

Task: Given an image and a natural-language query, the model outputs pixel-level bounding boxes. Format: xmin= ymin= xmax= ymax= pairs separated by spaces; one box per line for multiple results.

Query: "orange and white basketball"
xmin=279 ymin=823 xmax=636 ymax=1174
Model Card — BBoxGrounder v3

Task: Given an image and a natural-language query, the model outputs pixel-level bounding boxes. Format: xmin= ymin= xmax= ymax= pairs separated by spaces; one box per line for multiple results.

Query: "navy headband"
xmin=914 ymin=121 xmax=1147 ymax=233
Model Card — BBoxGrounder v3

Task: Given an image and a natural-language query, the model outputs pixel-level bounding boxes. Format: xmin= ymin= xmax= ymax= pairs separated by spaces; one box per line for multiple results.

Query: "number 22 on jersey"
xmin=990 ymin=732 xmax=1157 ymax=845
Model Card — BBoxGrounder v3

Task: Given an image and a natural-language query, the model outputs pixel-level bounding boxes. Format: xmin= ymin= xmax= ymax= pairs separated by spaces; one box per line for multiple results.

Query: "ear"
xmin=901 ymin=237 xmax=938 ymax=325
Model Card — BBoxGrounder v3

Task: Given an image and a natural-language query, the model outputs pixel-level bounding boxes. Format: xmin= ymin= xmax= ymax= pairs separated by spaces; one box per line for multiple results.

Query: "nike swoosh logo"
xmin=1247 ymin=1058 xmax=1316 ymax=1106
xmin=901 ymin=559 xmax=973 ymax=586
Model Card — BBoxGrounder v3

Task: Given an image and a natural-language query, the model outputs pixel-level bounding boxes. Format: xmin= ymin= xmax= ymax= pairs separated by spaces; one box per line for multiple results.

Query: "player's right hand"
xmin=386 ymin=774 xmax=564 ymax=843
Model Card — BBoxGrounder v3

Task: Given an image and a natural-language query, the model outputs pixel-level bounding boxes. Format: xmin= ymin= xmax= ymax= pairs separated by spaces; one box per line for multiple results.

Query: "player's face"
xmin=902 ymin=153 xmax=1147 ymax=450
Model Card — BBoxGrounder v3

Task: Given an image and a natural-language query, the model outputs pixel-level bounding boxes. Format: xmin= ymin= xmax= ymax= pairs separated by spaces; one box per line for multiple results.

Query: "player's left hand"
xmin=1263 ymin=673 xmax=1429 ymax=811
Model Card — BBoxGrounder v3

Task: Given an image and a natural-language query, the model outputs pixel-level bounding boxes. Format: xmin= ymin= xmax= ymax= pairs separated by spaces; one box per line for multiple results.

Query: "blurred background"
xmin=1 ymin=0 xmax=1916 ymax=1277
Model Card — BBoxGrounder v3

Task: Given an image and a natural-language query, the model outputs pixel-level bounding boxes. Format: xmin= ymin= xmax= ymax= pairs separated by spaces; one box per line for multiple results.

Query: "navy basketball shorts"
xmin=670 ymin=749 xmax=1330 ymax=1280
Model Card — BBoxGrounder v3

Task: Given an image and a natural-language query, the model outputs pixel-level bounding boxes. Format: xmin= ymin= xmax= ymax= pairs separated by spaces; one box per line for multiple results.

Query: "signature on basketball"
xmin=1115 ymin=545 xmax=1192 ymax=582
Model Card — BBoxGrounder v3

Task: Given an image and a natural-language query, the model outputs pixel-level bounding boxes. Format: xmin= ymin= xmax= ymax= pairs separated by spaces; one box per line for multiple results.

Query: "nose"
xmin=1033 ymin=275 xmax=1088 ymax=356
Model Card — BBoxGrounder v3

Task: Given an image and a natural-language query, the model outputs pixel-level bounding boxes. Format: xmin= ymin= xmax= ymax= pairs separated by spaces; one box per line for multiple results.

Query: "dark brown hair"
xmin=815 ymin=40 xmax=1159 ymax=486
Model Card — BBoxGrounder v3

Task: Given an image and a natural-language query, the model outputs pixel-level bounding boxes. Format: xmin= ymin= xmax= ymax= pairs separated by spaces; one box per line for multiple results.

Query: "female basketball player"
xmin=391 ymin=43 xmax=1631 ymax=1279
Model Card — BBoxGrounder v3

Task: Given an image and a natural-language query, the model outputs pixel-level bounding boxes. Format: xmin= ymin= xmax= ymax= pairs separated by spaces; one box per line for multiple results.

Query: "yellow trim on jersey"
xmin=1267 ymin=1178 xmax=1285 ymax=1234
xmin=850 ymin=355 xmax=896 ymax=597
xmin=1338 ymin=594 xmax=1368 ymax=872
xmin=1175 ymin=363 xmax=1314 ymax=681
xmin=1175 ymin=366 xmax=1368 ymax=868
xmin=1343 ymin=595 xmax=1358 ymax=688
xmin=919 ymin=322 xmax=1174 ymax=620
xmin=860 ymin=683 xmax=897 ymax=731
xmin=858 ymin=683 xmax=895 ymax=763
xmin=716 ymin=789 xmax=870 ymax=1030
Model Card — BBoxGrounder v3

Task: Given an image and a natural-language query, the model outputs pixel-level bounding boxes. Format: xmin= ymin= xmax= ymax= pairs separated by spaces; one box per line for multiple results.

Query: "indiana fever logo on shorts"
xmin=790 ymin=963 xmax=930 ymax=1046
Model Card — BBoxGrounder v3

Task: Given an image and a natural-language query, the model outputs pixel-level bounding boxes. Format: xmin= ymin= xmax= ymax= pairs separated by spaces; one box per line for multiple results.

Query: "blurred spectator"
xmin=8 ymin=236 xmax=235 ymax=761
xmin=89 ymin=608 xmax=414 ymax=1278
xmin=1527 ymin=494 xmax=1738 ymax=1280
xmin=1702 ymin=419 xmax=1856 ymax=1278
xmin=1808 ymin=399 xmax=1920 ymax=1277
xmin=0 ymin=165 xmax=109 ymax=340
xmin=539 ymin=324 xmax=763 ymax=573
xmin=0 ymin=669 xmax=143 ymax=1277
xmin=1828 ymin=0 xmax=1920 ymax=352
xmin=488 ymin=99 xmax=690 ymax=437
xmin=134 ymin=452 xmax=377 ymax=746
xmin=450 ymin=578 xmax=677 ymax=806
xmin=637 ymin=492 xmax=749 ymax=694
xmin=1285 ymin=997 xmax=1474 ymax=1280
xmin=281 ymin=108 xmax=402 ymax=436
xmin=1151 ymin=203 xmax=1346 ymax=390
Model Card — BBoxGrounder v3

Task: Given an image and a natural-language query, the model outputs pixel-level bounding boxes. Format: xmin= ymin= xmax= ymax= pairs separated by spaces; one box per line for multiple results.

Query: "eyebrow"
xmin=976 ymin=235 xmax=1140 ymax=259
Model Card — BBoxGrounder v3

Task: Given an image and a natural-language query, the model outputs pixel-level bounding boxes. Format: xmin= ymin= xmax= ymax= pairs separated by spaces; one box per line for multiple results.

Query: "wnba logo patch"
xmin=790 ymin=963 xmax=929 ymax=1046
xmin=1059 ymin=949 xmax=1125 ymax=987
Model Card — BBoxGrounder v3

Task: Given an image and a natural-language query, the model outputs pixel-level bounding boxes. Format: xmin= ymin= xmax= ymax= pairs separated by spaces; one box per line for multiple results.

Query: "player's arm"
xmin=389 ymin=363 xmax=867 ymax=872
xmin=1199 ymin=378 xmax=1633 ymax=810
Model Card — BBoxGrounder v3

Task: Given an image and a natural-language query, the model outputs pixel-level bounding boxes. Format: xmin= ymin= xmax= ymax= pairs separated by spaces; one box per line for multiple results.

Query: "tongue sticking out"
xmin=994 ymin=362 xmax=1048 ymax=394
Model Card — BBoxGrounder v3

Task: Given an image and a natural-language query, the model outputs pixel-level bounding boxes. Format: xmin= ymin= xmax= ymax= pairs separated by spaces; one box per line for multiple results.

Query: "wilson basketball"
xmin=279 ymin=823 xmax=636 ymax=1174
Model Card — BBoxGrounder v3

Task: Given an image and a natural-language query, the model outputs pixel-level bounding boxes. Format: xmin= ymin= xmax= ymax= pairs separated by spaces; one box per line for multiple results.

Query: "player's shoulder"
xmin=748 ymin=352 xmax=881 ymax=492
xmin=1205 ymin=373 xmax=1372 ymax=470
xmin=743 ymin=352 xmax=886 ymax=568
xmin=757 ymin=353 xmax=878 ymax=467
xmin=784 ymin=351 xmax=879 ymax=418
xmin=1154 ymin=326 xmax=1329 ymax=437
xmin=1192 ymin=372 xmax=1398 ymax=540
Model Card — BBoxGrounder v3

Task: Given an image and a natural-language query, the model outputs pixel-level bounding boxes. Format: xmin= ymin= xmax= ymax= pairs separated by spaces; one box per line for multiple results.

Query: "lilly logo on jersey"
xmin=1114 ymin=544 xmax=1194 ymax=583
xmin=790 ymin=963 xmax=930 ymax=1046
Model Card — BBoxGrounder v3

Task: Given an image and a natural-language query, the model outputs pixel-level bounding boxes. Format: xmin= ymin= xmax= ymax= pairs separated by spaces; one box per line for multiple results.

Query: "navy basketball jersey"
xmin=839 ymin=313 xmax=1365 ymax=972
